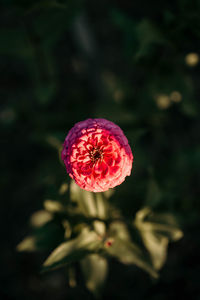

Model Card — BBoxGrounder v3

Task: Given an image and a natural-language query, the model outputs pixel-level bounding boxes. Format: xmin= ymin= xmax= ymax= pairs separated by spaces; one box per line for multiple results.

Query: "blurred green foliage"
xmin=1 ymin=0 xmax=200 ymax=299
xmin=17 ymin=181 xmax=182 ymax=297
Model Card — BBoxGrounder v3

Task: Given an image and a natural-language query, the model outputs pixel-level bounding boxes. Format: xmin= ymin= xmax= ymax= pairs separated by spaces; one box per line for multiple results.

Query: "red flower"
xmin=61 ymin=119 xmax=133 ymax=192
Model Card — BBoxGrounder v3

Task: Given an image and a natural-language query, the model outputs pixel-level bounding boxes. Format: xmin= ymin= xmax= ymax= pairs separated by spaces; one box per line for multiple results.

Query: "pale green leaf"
xmin=105 ymin=236 xmax=158 ymax=278
xmin=81 ymin=254 xmax=108 ymax=298
xmin=70 ymin=181 xmax=108 ymax=219
xmin=95 ymin=193 xmax=108 ymax=220
xmin=93 ymin=220 xmax=106 ymax=237
xmin=108 ymin=221 xmax=131 ymax=242
xmin=135 ymin=207 xmax=183 ymax=269
xmin=17 ymin=236 xmax=37 ymax=252
xmin=30 ymin=210 xmax=53 ymax=228
xmin=43 ymin=199 xmax=65 ymax=213
xmin=107 ymin=221 xmax=157 ymax=277
xmin=17 ymin=220 xmax=64 ymax=252
xmin=70 ymin=181 xmax=97 ymax=217
xmin=42 ymin=228 xmax=101 ymax=272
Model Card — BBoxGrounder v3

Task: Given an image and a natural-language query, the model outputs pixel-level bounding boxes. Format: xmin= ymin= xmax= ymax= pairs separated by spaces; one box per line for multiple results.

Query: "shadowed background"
xmin=1 ymin=0 xmax=200 ymax=299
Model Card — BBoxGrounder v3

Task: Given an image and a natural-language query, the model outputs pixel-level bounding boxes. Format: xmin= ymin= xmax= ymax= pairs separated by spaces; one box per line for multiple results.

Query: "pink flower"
xmin=61 ymin=118 xmax=133 ymax=192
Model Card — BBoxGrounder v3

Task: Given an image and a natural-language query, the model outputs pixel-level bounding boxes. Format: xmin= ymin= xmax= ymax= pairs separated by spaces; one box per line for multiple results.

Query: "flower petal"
xmin=61 ymin=118 xmax=133 ymax=192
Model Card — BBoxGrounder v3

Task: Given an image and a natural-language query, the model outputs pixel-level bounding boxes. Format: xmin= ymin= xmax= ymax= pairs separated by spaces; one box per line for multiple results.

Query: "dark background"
xmin=1 ymin=0 xmax=200 ymax=299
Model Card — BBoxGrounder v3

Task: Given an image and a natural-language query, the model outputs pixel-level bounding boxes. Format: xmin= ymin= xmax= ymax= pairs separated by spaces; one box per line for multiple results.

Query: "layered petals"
xmin=61 ymin=118 xmax=133 ymax=192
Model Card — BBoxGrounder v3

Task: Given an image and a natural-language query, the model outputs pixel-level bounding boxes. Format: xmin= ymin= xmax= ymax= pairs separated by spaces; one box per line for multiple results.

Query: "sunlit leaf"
xmin=70 ymin=181 xmax=97 ymax=217
xmin=44 ymin=199 xmax=65 ymax=213
xmin=17 ymin=236 xmax=37 ymax=252
xmin=42 ymin=227 xmax=102 ymax=272
xmin=95 ymin=193 xmax=108 ymax=220
xmin=105 ymin=221 xmax=158 ymax=278
xmin=135 ymin=207 xmax=183 ymax=269
xmin=93 ymin=220 xmax=106 ymax=237
xmin=135 ymin=207 xmax=183 ymax=241
xmin=138 ymin=228 xmax=168 ymax=270
xmin=62 ymin=220 xmax=72 ymax=239
xmin=108 ymin=221 xmax=131 ymax=242
xmin=103 ymin=189 xmax=115 ymax=199
xmin=81 ymin=254 xmax=108 ymax=298
xmin=30 ymin=210 xmax=53 ymax=228
xmin=105 ymin=236 xmax=158 ymax=278
xmin=70 ymin=181 xmax=108 ymax=219
xmin=17 ymin=221 xmax=64 ymax=252
xmin=59 ymin=183 xmax=68 ymax=195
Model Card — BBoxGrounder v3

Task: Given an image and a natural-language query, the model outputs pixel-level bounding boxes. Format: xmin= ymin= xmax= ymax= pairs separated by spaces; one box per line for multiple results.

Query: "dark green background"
xmin=1 ymin=0 xmax=200 ymax=299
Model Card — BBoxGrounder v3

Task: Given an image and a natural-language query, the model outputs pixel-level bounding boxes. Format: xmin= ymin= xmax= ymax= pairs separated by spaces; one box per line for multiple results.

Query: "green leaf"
xmin=135 ymin=207 xmax=183 ymax=269
xmin=106 ymin=221 xmax=158 ymax=278
xmin=93 ymin=220 xmax=106 ymax=237
xmin=70 ymin=181 xmax=108 ymax=219
xmin=16 ymin=236 xmax=37 ymax=252
xmin=95 ymin=193 xmax=108 ymax=220
xmin=30 ymin=210 xmax=53 ymax=228
xmin=43 ymin=199 xmax=65 ymax=213
xmin=81 ymin=254 xmax=108 ymax=298
xmin=105 ymin=236 xmax=158 ymax=278
xmin=70 ymin=181 xmax=97 ymax=217
xmin=42 ymin=228 xmax=102 ymax=272
xmin=108 ymin=221 xmax=132 ymax=242
xmin=17 ymin=220 xmax=64 ymax=252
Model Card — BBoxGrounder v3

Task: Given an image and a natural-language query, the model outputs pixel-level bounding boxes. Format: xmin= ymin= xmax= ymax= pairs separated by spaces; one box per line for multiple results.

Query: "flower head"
xmin=61 ymin=118 xmax=133 ymax=192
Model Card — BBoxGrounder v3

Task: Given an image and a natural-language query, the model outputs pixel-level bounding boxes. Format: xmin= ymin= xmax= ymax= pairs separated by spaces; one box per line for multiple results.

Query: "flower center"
xmin=89 ymin=148 xmax=103 ymax=162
